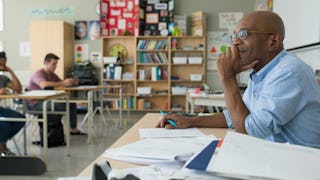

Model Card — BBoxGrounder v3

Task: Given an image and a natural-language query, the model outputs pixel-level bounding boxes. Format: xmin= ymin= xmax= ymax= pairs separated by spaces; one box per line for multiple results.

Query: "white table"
xmin=78 ymin=113 xmax=228 ymax=176
xmin=0 ymin=90 xmax=70 ymax=164
xmin=185 ymin=92 xmax=226 ymax=113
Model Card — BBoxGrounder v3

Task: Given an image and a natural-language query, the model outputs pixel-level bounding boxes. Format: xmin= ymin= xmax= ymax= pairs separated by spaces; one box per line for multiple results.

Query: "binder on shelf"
xmin=151 ymin=67 xmax=157 ymax=81
xmin=114 ymin=66 xmax=123 ymax=80
xmin=107 ymin=64 xmax=115 ymax=80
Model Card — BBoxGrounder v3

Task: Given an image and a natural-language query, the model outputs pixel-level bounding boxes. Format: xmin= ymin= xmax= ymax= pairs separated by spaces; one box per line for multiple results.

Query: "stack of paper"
xmin=139 ymin=128 xmax=205 ymax=139
xmin=104 ymin=135 xmax=216 ymax=165
xmin=185 ymin=131 xmax=320 ymax=180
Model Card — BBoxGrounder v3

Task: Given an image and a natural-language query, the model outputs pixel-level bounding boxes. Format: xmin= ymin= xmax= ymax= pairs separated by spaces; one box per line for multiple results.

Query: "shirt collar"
xmin=250 ymin=49 xmax=287 ymax=82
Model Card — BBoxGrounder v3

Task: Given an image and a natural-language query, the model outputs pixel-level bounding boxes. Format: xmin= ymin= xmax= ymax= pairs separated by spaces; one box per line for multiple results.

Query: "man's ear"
xmin=269 ymin=34 xmax=281 ymax=51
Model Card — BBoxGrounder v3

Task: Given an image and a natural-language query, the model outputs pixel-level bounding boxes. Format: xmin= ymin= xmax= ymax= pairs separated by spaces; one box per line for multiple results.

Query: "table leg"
xmin=190 ymin=98 xmax=195 ymax=114
xmin=42 ymin=101 xmax=48 ymax=165
xmin=87 ymin=91 xmax=93 ymax=143
xmin=65 ymin=96 xmax=70 ymax=156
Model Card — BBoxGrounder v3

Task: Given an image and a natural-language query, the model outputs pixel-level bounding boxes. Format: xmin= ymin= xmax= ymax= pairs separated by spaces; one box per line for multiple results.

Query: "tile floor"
xmin=2 ymin=111 xmax=146 ymax=180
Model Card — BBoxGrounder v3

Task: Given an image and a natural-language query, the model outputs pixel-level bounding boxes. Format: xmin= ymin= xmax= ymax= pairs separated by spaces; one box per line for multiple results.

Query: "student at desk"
xmin=28 ymin=53 xmax=86 ymax=135
xmin=0 ymin=51 xmax=25 ymax=156
xmin=157 ymin=11 xmax=320 ymax=148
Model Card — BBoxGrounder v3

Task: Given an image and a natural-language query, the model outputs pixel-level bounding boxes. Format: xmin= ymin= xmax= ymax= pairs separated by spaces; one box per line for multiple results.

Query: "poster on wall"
xmin=207 ymin=31 xmax=230 ymax=59
xmin=219 ymin=12 xmax=243 ymax=30
xmin=139 ymin=0 xmax=174 ymax=36
xmin=74 ymin=44 xmax=89 ymax=63
xmin=75 ymin=21 xmax=88 ymax=40
xmin=100 ymin=0 xmax=139 ymax=36
xmin=88 ymin=20 xmax=100 ymax=40
xmin=75 ymin=20 xmax=100 ymax=40
xmin=254 ymin=0 xmax=273 ymax=11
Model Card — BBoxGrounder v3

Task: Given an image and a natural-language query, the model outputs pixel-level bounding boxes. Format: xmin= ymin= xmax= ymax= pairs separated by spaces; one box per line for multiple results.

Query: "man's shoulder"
xmin=31 ymin=68 xmax=45 ymax=76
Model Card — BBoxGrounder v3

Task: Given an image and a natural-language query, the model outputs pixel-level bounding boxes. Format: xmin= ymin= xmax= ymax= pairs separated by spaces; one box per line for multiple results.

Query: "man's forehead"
xmin=235 ymin=18 xmax=260 ymax=31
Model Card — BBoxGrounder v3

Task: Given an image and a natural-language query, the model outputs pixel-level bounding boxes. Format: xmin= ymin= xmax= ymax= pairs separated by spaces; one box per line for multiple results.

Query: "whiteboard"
xmin=273 ymin=0 xmax=320 ymax=49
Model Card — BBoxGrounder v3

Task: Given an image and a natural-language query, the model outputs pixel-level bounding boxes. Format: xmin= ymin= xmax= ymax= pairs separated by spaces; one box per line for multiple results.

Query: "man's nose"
xmin=232 ymin=38 xmax=241 ymax=46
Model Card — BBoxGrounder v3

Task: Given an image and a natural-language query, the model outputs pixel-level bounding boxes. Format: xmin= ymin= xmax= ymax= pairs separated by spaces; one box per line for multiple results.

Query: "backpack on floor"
xmin=39 ymin=121 xmax=66 ymax=148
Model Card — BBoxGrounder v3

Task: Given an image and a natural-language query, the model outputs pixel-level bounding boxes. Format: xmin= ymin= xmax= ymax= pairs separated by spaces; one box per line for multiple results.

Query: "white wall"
xmin=273 ymin=0 xmax=320 ymax=49
xmin=293 ymin=46 xmax=320 ymax=72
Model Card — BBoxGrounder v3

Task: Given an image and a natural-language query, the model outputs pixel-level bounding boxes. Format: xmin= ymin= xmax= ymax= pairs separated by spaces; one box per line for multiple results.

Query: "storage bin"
xmin=171 ymin=86 xmax=187 ymax=95
xmin=172 ymin=57 xmax=187 ymax=64
xmin=103 ymin=57 xmax=117 ymax=64
xmin=188 ymin=57 xmax=203 ymax=64
xmin=190 ymin=74 xmax=202 ymax=81
xmin=137 ymin=87 xmax=152 ymax=95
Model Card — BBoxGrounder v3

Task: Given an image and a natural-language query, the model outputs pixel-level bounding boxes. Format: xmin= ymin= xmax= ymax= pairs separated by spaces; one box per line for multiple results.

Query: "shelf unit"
xmin=170 ymin=36 xmax=206 ymax=111
xmin=100 ymin=36 xmax=206 ymax=111
xmin=101 ymin=37 xmax=136 ymax=110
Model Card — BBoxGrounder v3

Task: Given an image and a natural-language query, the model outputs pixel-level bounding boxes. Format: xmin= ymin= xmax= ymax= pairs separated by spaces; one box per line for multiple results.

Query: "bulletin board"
xmin=100 ymin=0 xmax=139 ymax=36
xmin=139 ymin=0 xmax=174 ymax=36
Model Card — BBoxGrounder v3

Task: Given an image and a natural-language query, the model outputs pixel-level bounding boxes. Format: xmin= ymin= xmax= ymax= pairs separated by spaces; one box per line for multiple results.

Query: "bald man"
xmin=157 ymin=11 xmax=320 ymax=148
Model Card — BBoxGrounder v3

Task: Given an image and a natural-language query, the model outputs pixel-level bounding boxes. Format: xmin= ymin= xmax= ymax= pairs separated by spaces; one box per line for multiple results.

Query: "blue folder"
xmin=185 ymin=140 xmax=219 ymax=171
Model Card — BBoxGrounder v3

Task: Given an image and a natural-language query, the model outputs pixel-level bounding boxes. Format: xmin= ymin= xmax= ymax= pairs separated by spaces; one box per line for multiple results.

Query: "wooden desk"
xmin=56 ymin=85 xmax=105 ymax=143
xmin=78 ymin=113 xmax=228 ymax=176
xmin=0 ymin=91 xmax=70 ymax=164
xmin=186 ymin=92 xmax=226 ymax=113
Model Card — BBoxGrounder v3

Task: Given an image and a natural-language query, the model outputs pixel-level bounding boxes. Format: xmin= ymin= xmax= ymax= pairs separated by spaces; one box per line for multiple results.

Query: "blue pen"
xmin=160 ymin=111 xmax=177 ymax=127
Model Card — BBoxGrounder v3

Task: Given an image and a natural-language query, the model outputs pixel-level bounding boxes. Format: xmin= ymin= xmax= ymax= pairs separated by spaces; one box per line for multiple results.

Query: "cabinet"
xmin=100 ymin=36 xmax=206 ymax=111
xmin=30 ymin=20 xmax=73 ymax=79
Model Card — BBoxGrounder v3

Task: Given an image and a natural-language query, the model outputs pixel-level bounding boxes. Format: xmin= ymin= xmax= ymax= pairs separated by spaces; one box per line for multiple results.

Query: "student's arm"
xmin=156 ymin=112 xmax=228 ymax=129
xmin=216 ymin=45 xmax=259 ymax=134
xmin=5 ymin=66 xmax=22 ymax=93
xmin=39 ymin=78 xmax=74 ymax=89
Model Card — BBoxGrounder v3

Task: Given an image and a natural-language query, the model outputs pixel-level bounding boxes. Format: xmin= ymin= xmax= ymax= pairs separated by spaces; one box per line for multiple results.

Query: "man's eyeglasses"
xmin=230 ymin=30 xmax=273 ymax=41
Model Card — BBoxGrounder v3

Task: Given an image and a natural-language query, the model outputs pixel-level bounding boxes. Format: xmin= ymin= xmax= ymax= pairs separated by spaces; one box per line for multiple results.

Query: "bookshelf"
xmin=101 ymin=37 xmax=136 ymax=110
xmin=101 ymin=36 xmax=206 ymax=111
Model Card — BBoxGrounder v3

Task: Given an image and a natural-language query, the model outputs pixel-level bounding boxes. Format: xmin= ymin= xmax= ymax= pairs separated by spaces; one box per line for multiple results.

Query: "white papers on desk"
xmin=197 ymin=132 xmax=320 ymax=180
xmin=21 ymin=90 xmax=61 ymax=96
xmin=75 ymin=85 xmax=98 ymax=88
xmin=123 ymin=165 xmax=230 ymax=180
xmin=104 ymin=135 xmax=217 ymax=165
xmin=57 ymin=177 xmax=90 ymax=180
xmin=189 ymin=92 xmax=224 ymax=97
xmin=139 ymin=128 xmax=205 ymax=138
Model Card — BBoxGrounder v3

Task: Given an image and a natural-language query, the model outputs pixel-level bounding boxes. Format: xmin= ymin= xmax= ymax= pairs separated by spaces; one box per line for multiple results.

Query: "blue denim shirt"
xmin=223 ymin=50 xmax=320 ymax=148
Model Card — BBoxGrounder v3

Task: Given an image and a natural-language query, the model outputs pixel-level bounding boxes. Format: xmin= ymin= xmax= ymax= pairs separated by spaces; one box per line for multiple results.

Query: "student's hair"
xmin=0 ymin=51 xmax=7 ymax=61
xmin=44 ymin=53 xmax=59 ymax=63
